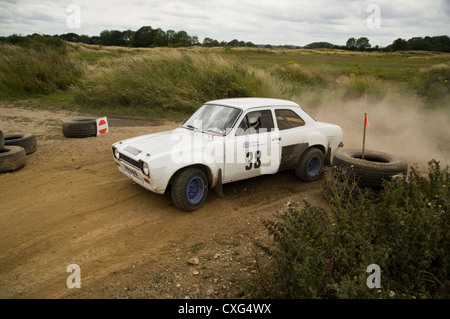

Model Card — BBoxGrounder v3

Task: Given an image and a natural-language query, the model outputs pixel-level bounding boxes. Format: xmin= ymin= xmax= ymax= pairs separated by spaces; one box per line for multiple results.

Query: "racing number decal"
xmin=245 ymin=150 xmax=262 ymax=170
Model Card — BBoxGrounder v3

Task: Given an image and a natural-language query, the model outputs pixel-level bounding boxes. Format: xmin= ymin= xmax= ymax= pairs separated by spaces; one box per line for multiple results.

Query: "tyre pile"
xmin=0 ymin=130 xmax=37 ymax=173
xmin=1 ymin=117 xmax=106 ymax=174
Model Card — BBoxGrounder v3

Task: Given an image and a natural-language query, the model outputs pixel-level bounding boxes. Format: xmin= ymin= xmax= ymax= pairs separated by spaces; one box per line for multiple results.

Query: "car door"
xmin=223 ymin=109 xmax=281 ymax=183
xmin=275 ymin=108 xmax=310 ymax=171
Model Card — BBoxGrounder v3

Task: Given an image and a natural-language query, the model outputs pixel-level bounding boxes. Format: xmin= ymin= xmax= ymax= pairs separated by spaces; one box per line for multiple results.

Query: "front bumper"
xmin=112 ymin=146 xmax=165 ymax=194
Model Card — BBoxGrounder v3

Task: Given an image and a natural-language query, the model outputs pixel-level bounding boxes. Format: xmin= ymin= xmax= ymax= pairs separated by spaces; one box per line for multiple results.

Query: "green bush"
xmin=252 ymin=160 xmax=449 ymax=298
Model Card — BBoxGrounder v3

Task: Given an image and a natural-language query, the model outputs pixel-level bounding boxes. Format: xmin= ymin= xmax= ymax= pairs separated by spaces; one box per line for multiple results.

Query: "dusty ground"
xmin=0 ymin=104 xmax=329 ymax=299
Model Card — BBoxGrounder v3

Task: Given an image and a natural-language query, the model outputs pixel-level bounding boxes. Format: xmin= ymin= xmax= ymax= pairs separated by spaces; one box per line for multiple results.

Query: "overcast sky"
xmin=0 ymin=0 xmax=449 ymax=47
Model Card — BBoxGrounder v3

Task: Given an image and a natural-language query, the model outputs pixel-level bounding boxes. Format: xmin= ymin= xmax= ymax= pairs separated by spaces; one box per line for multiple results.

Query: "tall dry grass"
xmin=0 ymin=38 xmax=84 ymax=97
xmin=74 ymin=49 xmax=290 ymax=118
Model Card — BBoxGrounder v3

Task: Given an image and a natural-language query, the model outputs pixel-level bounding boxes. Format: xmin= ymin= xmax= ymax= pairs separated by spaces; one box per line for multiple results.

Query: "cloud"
xmin=0 ymin=0 xmax=448 ymax=46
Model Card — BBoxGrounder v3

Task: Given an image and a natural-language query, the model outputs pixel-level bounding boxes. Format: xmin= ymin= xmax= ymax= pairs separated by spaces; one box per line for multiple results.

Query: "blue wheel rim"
xmin=187 ymin=177 xmax=205 ymax=204
xmin=307 ymin=156 xmax=322 ymax=176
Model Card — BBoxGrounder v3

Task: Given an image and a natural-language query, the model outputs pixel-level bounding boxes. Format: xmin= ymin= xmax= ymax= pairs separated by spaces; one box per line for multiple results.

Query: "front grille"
xmin=120 ymin=153 xmax=140 ymax=169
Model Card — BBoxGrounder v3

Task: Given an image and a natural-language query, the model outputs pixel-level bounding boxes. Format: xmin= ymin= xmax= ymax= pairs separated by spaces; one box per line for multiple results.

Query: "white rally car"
xmin=112 ymin=98 xmax=343 ymax=211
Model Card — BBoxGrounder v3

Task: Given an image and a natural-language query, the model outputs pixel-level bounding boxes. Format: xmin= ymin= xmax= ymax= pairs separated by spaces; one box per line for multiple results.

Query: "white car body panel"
xmin=112 ymin=98 xmax=343 ymax=196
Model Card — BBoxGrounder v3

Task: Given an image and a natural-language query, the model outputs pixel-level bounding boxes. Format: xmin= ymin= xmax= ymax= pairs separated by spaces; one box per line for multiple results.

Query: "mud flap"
xmin=213 ymin=169 xmax=224 ymax=197
xmin=326 ymin=142 xmax=344 ymax=166
xmin=325 ymin=147 xmax=332 ymax=166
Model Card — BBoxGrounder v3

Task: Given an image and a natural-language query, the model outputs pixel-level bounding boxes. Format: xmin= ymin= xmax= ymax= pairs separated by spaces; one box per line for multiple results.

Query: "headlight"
xmin=112 ymin=147 xmax=120 ymax=159
xmin=141 ymin=162 xmax=150 ymax=177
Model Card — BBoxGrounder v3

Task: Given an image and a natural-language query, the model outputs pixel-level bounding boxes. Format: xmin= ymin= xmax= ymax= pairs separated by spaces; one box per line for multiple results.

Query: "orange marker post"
xmin=362 ymin=110 xmax=369 ymax=160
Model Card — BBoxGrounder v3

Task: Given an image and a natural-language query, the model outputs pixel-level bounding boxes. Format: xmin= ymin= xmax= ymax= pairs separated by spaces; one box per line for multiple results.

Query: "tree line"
xmin=305 ymin=36 xmax=450 ymax=52
xmin=58 ymin=31 xmax=450 ymax=52
xmin=1 ymin=25 xmax=448 ymax=52
xmin=58 ymin=26 xmax=256 ymax=48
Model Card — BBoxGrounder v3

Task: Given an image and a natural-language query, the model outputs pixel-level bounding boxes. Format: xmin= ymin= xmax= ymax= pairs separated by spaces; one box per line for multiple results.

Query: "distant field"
xmin=0 ymin=41 xmax=449 ymax=120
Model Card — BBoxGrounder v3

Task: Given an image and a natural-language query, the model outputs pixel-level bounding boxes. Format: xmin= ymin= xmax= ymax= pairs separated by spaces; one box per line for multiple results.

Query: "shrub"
xmin=252 ymin=160 xmax=449 ymax=298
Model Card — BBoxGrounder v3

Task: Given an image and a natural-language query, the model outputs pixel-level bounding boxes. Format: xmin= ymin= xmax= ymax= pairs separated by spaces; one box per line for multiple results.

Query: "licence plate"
xmin=123 ymin=164 xmax=139 ymax=178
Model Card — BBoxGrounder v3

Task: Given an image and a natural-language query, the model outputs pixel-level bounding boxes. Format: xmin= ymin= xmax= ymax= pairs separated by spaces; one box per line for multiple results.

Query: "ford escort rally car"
xmin=112 ymin=98 xmax=343 ymax=211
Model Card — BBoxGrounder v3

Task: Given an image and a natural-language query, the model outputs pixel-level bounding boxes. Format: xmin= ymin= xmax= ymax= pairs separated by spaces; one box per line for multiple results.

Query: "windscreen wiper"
xmin=184 ymin=124 xmax=198 ymax=131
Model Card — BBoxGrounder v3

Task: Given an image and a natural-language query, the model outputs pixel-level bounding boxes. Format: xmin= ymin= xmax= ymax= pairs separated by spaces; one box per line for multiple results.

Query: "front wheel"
xmin=171 ymin=167 xmax=208 ymax=211
xmin=295 ymin=148 xmax=324 ymax=182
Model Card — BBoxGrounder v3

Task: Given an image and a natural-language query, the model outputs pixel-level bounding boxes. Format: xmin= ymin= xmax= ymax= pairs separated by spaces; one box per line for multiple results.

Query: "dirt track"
xmin=0 ymin=105 xmax=328 ymax=299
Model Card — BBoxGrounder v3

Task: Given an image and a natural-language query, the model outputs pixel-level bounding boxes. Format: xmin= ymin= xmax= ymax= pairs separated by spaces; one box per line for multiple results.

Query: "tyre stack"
xmin=0 ymin=130 xmax=38 ymax=174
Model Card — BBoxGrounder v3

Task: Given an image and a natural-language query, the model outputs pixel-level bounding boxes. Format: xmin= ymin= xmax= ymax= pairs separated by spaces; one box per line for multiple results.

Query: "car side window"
xmin=235 ymin=110 xmax=274 ymax=136
xmin=275 ymin=109 xmax=305 ymax=130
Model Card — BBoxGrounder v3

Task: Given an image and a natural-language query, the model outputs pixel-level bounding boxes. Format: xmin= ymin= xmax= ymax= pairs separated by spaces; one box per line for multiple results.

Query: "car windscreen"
xmin=182 ymin=104 xmax=242 ymax=136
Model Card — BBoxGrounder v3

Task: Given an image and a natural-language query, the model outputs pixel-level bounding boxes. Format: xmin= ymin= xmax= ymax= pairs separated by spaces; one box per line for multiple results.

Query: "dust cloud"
xmin=311 ymin=96 xmax=450 ymax=172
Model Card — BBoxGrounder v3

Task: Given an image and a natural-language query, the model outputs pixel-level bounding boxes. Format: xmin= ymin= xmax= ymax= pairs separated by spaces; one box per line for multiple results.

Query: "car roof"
xmin=204 ymin=98 xmax=300 ymax=111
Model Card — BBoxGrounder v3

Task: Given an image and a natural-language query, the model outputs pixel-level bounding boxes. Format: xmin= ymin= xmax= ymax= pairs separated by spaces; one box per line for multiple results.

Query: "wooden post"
xmin=362 ymin=91 xmax=368 ymax=160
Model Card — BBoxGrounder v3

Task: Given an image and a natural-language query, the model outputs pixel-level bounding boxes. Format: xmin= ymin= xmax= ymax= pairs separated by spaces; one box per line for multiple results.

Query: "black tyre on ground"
xmin=4 ymin=133 xmax=37 ymax=155
xmin=0 ymin=130 xmax=4 ymax=150
xmin=62 ymin=117 xmax=98 ymax=138
xmin=332 ymin=149 xmax=408 ymax=189
xmin=0 ymin=146 xmax=27 ymax=173
xmin=171 ymin=167 xmax=208 ymax=212
xmin=295 ymin=147 xmax=325 ymax=182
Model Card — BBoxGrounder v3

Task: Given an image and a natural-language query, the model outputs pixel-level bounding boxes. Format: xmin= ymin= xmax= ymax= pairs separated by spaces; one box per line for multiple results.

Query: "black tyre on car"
xmin=171 ymin=167 xmax=208 ymax=212
xmin=332 ymin=149 xmax=408 ymax=190
xmin=4 ymin=133 xmax=37 ymax=155
xmin=295 ymin=147 xmax=325 ymax=182
xmin=0 ymin=145 xmax=27 ymax=173
xmin=62 ymin=117 xmax=98 ymax=138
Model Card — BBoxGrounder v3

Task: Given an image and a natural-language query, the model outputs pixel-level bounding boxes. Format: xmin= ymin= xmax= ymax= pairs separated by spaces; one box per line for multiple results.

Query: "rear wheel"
xmin=171 ymin=167 xmax=208 ymax=211
xmin=295 ymin=148 xmax=324 ymax=182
